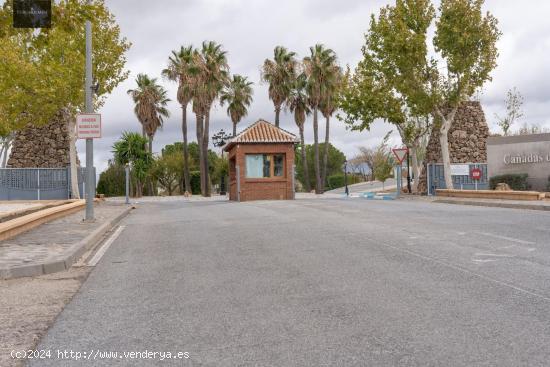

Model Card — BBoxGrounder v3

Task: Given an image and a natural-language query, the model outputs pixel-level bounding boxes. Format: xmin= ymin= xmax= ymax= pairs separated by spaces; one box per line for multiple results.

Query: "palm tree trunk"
xmin=196 ymin=113 xmax=205 ymax=195
xmin=233 ymin=121 xmax=237 ymax=137
xmin=275 ymin=106 xmax=281 ymax=127
xmin=321 ymin=115 xmax=330 ymax=192
xmin=300 ymin=126 xmax=310 ymax=192
xmin=313 ymin=108 xmax=321 ymax=194
xmin=182 ymin=104 xmax=191 ymax=194
xmin=203 ymin=109 xmax=211 ymax=197
xmin=147 ymin=136 xmax=154 ymax=196
xmin=66 ymin=111 xmax=80 ymax=199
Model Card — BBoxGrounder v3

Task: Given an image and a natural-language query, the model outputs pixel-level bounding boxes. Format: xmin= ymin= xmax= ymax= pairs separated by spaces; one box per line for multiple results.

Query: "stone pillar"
xmin=7 ymin=112 xmax=76 ymax=168
xmin=417 ymin=101 xmax=489 ymax=193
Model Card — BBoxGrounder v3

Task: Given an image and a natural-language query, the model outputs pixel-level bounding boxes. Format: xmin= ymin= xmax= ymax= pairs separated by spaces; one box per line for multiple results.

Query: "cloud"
xmin=84 ymin=0 xmax=550 ymax=174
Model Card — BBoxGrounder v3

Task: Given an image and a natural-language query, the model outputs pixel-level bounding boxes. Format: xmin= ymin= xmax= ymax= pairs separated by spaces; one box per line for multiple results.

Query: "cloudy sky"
xmin=78 ymin=0 xmax=550 ymax=174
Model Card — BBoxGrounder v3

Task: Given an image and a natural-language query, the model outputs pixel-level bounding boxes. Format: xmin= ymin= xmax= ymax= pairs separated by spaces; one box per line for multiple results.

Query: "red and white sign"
xmin=76 ymin=114 xmax=102 ymax=139
xmin=392 ymin=147 xmax=409 ymax=164
xmin=471 ymin=167 xmax=483 ymax=181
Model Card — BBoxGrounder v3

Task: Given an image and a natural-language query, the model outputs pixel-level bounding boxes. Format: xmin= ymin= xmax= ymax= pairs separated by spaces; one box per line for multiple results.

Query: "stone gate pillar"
xmin=417 ymin=101 xmax=489 ymax=193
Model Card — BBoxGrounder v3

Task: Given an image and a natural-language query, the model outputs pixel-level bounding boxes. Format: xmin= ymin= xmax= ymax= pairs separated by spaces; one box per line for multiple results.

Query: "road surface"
xmin=30 ymin=198 xmax=550 ymax=366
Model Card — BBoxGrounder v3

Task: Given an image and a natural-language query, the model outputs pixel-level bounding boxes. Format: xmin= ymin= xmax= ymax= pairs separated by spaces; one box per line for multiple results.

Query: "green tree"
xmin=162 ymin=45 xmax=195 ymax=194
xmin=150 ymin=152 xmax=182 ymax=196
xmin=303 ymin=44 xmax=339 ymax=194
xmin=373 ymin=150 xmax=393 ymax=189
xmin=261 ymin=46 xmax=298 ymax=127
xmin=0 ymin=0 xmax=130 ymax=198
xmin=220 ymin=75 xmax=254 ymax=136
xmin=97 ymin=160 xmax=126 ymax=197
xmin=287 ymin=73 xmax=311 ymax=192
xmin=339 ymin=0 xmax=500 ymax=190
xmin=112 ymin=132 xmax=151 ymax=197
xmin=495 ymin=87 xmax=523 ymax=136
xmin=295 ymin=143 xmax=346 ymax=191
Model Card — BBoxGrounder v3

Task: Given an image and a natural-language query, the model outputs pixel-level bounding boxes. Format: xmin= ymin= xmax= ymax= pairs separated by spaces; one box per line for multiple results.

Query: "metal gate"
xmin=427 ymin=163 xmax=489 ymax=196
xmin=0 ymin=167 xmax=90 ymax=200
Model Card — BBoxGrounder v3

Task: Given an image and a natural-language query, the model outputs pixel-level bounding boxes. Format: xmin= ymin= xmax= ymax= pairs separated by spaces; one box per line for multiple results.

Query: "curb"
xmin=433 ymin=199 xmax=550 ymax=212
xmin=0 ymin=206 xmax=133 ymax=280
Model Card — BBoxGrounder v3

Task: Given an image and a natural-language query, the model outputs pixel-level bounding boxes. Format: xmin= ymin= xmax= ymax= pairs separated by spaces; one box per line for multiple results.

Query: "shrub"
xmin=489 ymin=174 xmax=529 ymax=191
xmin=327 ymin=174 xmax=345 ymax=190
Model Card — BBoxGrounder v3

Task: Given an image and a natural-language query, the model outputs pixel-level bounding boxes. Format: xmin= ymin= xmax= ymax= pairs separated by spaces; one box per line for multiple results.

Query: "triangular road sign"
xmin=392 ymin=147 xmax=408 ymax=164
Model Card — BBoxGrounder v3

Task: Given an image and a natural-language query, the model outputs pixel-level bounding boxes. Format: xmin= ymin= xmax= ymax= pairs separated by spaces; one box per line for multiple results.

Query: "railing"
xmin=427 ymin=163 xmax=489 ymax=196
xmin=0 ymin=167 xmax=91 ymax=200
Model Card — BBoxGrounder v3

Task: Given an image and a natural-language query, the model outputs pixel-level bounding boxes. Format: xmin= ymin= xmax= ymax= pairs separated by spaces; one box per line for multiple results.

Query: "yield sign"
xmin=392 ymin=147 xmax=409 ymax=164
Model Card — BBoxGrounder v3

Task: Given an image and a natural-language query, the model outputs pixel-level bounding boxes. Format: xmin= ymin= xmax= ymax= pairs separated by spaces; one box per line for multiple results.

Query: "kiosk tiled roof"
xmin=224 ymin=120 xmax=298 ymax=150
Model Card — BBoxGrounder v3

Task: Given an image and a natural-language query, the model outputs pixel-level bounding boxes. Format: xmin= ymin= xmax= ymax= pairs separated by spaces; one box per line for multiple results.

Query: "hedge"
xmin=489 ymin=173 xmax=529 ymax=191
xmin=327 ymin=174 xmax=345 ymax=190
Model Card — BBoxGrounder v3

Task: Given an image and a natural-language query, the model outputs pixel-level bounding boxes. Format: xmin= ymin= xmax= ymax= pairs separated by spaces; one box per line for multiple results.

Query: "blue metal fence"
xmin=0 ymin=167 xmax=92 ymax=200
xmin=427 ymin=163 xmax=489 ymax=196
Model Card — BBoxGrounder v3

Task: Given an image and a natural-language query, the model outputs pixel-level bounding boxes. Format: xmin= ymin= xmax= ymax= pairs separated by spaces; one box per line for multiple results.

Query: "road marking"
xmin=376 ymin=241 xmax=550 ymax=303
xmin=87 ymin=226 xmax=125 ymax=267
xmin=474 ymin=253 xmax=515 ymax=258
xmin=477 ymin=232 xmax=536 ymax=246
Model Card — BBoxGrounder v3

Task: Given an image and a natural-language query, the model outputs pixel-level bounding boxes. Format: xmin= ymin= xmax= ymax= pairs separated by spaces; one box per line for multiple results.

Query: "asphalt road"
xmin=30 ymin=198 xmax=550 ymax=366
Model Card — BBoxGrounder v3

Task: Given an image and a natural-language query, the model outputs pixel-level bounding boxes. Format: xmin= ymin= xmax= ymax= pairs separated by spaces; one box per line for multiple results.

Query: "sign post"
xmin=471 ymin=167 xmax=482 ymax=191
xmin=392 ymin=148 xmax=408 ymax=198
xmin=84 ymin=0 xmax=95 ymax=222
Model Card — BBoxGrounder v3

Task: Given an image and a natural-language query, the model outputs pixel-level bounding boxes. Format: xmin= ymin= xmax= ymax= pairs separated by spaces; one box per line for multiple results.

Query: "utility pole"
xmin=85 ymin=0 xmax=94 ymax=221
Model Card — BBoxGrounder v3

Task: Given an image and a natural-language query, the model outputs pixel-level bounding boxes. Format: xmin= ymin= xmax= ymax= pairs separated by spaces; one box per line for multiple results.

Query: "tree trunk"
xmin=410 ymin=145 xmax=421 ymax=193
xmin=203 ymin=109 xmax=211 ymax=197
xmin=181 ymin=104 xmax=191 ymax=194
xmin=299 ymin=126 xmax=310 ymax=192
xmin=313 ymin=108 xmax=322 ymax=194
xmin=196 ymin=113 xmax=205 ymax=195
xmin=0 ymin=138 xmax=10 ymax=168
xmin=147 ymin=136 xmax=154 ymax=196
xmin=233 ymin=121 xmax=237 ymax=137
xmin=437 ymin=107 xmax=457 ymax=190
xmin=321 ymin=114 xmax=330 ymax=191
xmin=275 ymin=106 xmax=281 ymax=127
xmin=67 ymin=112 xmax=81 ymax=199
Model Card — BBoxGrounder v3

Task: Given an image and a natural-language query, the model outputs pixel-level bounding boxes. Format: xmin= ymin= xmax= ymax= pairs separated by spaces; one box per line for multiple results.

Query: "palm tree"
xmin=320 ymin=69 xmax=342 ymax=188
xmin=127 ymin=74 xmax=170 ymax=195
xmin=261 ymin=46 xmax=298 ymax=127
xmin=162 ymin=45 xmax=194 ymax=194
xmin=127 ymin=73 xmax=171 ymax=153
xmin=287 ymin=73 xmax=311 ymax=192
xmin=220 ymin=74 xmax=254 ymax=136
xmin=303 ymin=44 xmax=338 ymax=194
xmin=191 ymin=41 xmax=229 ymax=196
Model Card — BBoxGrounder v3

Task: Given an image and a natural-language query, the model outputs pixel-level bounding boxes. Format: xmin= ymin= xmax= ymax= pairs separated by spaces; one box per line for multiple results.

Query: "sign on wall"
xmin=450 ymin=164 xmax=470 ymax=176
xmin=76 ymin=114 xmax=102 ymax=139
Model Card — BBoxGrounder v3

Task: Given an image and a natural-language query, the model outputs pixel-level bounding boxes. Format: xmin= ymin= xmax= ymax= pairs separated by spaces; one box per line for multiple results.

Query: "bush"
xmin=489 ymin=174 xmax=529 ymax=191
xmin=327 ymin=174 xmax=345 ymax=190
xmin=190 ymin=171 xmax=201 ymax=195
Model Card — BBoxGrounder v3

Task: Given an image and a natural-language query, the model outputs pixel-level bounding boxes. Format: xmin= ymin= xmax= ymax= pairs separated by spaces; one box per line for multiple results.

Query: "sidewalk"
xmin=0 ymin=201 xmax=131 ymax=279
xmin=432 ymin=196 xmax=550 ymax=211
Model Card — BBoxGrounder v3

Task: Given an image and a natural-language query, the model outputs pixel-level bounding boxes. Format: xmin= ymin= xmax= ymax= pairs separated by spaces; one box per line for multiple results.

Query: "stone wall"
xmin=417 ymin=101 xmax=489 ymax=193
xmin=7 ymin=113 xmax=76 ymax=168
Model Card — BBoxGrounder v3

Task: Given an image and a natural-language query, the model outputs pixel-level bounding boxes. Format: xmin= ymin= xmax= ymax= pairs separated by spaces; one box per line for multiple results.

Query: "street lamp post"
xmin=406 ymin=150 xmax=412 ymax=194
xmin=344 ymin=160 xmax=349 ymax=197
